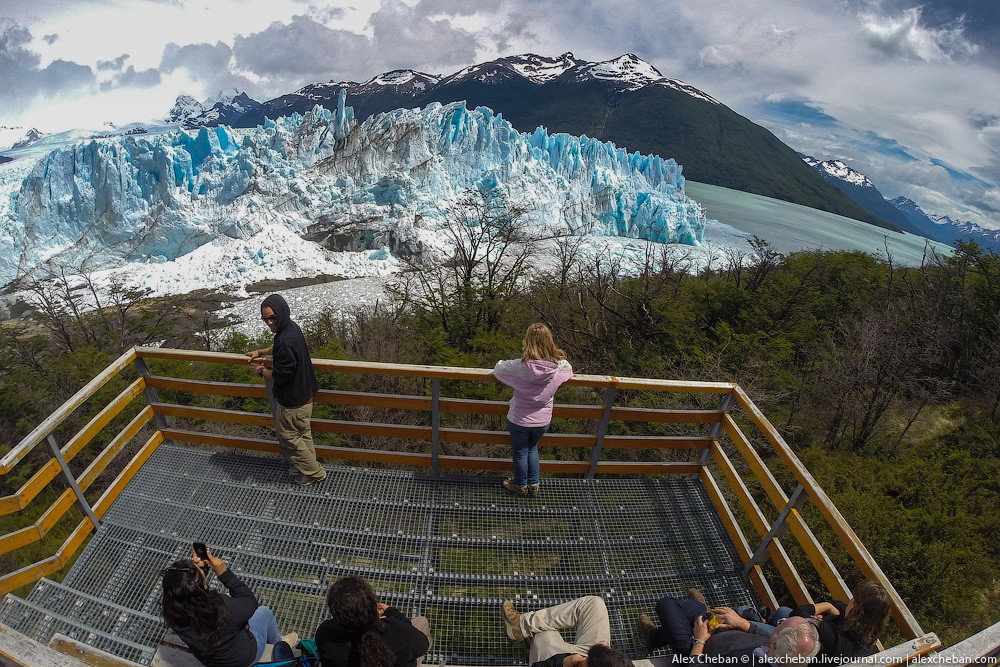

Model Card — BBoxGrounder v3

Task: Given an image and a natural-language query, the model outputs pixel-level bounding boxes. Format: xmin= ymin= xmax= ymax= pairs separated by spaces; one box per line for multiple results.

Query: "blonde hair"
xmin=521 ymin=323 xmax=566 ymax=363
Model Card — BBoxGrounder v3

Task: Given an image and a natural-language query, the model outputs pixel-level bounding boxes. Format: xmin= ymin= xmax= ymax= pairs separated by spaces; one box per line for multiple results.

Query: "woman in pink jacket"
xmin=493 ymin=323 xmax=574 ymax=497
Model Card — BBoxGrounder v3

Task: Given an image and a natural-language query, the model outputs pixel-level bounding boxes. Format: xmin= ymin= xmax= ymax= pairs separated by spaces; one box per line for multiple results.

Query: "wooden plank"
xmin=77 ymin=406 xmax=154 ymax=491
xmin=49 ymin=633 xmax=144 ymax=667
xmin=722 ymin=415 xmax=788 ymax=509
xmin=785 ymin=510 xmax=852 ymax=603
xmin=152 ymin=403 xmax=272 ymax=427
xmin=55 ymin=518 xmax=96 ymax=565
xmin=593 ymin=461 xmax=700 ymax=474
xmin=146 ymin=375 xmax=266 ymax=399
xmin=711 ymin=441 xmax=812 ymax=605
xmin=0 ymin=556 xmax=62 ymax=597
xmin=853 ymin=633 xmax=940 ymax=667
xmin=0 ymin=625 xmax=93 ymax=667
xmin=1 ymin=348 xmax=137 ymax=473
xmin=134 ymin=347 xmax=737 ymax=392
xmin=609 ymin=408 xmax=723 ymax=424
xmin=93 ymin=431 xmax=164 ymax=519
xmin=732 ymin=387 xmax=924 ymax=638
xmin=0 ymin=459 xmax=61 ymax=517
xmin=62 ymin=378 xmax=147 ymax=463
xmin=600 ymin=435 xmax=712 ymax=449
xmin=699 ymin=466 xmax=778 ymax=610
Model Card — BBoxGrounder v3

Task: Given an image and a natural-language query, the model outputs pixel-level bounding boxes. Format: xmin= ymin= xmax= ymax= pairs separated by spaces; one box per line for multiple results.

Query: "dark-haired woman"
xmin=160 ymin=545 xmax=281 ymax=667
xmin=316 ymin=576 xmax=430 ymax=667
xmin=789 ymin=580 xmax=891 ymax=663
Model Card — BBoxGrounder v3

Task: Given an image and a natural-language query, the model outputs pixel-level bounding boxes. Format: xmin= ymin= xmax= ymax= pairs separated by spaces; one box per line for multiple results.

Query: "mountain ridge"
xmin=228 ymin=52 xmax=891 ymax=230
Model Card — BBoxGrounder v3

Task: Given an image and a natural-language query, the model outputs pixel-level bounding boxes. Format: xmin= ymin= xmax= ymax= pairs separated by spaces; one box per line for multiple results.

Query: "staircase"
xmin=0 ymin=443 xmax=756 ymax=665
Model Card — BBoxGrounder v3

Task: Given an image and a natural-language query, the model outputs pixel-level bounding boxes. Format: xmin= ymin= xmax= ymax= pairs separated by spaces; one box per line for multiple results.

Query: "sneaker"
xmin=294 ymin=473 xmax=326 ymax=486
xmin=527 ymin=484 xmax=540 ymax=497
xmin=502 ymin=479 xmax=528 ymax=497
xmin=502 ymin=600 xmax=525 ymax=642
xmin=638 ymin=614 xmax=657 ymax=646
xmin=688 ymin=588 xmax=708 ymax=607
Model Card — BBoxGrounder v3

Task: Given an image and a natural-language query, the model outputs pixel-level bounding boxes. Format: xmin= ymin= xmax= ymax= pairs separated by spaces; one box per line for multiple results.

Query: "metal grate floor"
xmin=1 ymin=443 xmax=757 ymax=665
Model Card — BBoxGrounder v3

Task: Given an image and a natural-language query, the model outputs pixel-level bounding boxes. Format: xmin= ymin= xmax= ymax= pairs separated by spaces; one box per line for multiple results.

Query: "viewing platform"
xmin=0 ymin=347 xmax=992 ymax=666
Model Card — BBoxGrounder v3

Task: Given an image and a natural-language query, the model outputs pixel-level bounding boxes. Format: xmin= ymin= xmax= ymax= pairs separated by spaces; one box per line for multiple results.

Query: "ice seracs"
xmin=1 ymin=92 xmax=706 ymax=292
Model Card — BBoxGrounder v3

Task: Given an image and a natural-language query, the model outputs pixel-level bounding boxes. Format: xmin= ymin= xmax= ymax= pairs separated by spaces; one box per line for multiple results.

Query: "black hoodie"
xmin=262 ymin=294 xmax=318 ymax=408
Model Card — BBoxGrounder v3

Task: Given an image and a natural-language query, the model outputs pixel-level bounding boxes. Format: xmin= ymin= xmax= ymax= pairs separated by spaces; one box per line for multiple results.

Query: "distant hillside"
xmin=802 ymin=156 xmax=923 ymax=235
xmin=233 ymin=53 xmax=896 ymax=231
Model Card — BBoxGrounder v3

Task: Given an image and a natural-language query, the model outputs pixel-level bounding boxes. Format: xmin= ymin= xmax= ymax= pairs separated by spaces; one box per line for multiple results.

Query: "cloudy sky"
xmin=1 ymin=0 xmax=998 ymax=228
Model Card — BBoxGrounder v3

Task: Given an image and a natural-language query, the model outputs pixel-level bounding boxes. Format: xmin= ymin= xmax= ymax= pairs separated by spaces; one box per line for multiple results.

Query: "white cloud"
xmin=860 ymin=7 xmax=979 ymax=62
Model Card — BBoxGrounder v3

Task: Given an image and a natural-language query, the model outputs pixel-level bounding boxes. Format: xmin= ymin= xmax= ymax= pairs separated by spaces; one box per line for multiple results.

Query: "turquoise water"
xmin=686 ymin=181 xmax=952 ymax=266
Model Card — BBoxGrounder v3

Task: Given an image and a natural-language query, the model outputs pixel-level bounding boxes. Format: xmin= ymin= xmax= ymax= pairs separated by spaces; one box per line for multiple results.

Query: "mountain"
xmin=232 ymin=52 xmax=895 ymax=231
xmin=166 ymin=90 xmax=262 ymax=129
xmin=2 ymin=94 xmax=705 ymax=290
xmin=801 ymin=156 xmax=923 ymax=235
xmin=890 ymin=197 xmax=1000 ymax=252
xmin=1 ymin=126 xmax=45 ymax=152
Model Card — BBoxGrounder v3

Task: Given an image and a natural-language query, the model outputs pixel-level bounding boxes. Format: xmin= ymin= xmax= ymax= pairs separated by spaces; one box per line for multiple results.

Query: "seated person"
xmin=638 ymin=588 xmax=711 ymax=654
xmin=691 ymin=614 xmax=820 ymax=663
xmin=160 ymin=545 xmax=282 ymax=667
xmin=502 ymin=596 xmax=633 ymax=667
xmin=786 ymin=580 xmax=891 ymax=664
xmin=316 ymin=576 xmax=430 ymax=667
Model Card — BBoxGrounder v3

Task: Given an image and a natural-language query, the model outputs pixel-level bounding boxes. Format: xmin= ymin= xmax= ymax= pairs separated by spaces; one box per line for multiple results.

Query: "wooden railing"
xmin=0 ymin=346 xmax=924 ymax=644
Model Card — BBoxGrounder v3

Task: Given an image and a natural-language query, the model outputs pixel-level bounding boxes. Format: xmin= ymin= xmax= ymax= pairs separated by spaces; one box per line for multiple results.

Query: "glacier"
xmin=0 ymin=91 xmax=705 ymax=290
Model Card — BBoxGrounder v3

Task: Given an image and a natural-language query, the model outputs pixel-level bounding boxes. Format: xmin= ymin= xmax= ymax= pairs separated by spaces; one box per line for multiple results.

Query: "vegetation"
xmin=2 ymin=216 xmax=998 ymax=646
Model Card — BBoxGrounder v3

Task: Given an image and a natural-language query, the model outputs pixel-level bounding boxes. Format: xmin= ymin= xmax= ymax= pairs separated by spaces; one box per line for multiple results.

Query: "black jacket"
xmin=792 ymin=601 xmax=872 ymax=664
xmin=315 ymin=607 xmax=429 ymax=667
xmin=263 ymin=294 xmax=318 ymax=408
xmin=171 ymin=569 xmax=259 ymax=667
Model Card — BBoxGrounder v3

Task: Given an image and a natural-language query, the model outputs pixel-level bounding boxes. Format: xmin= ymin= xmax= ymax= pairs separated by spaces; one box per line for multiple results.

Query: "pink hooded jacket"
xmin=493 ymin=358 xmax=574 ymax=428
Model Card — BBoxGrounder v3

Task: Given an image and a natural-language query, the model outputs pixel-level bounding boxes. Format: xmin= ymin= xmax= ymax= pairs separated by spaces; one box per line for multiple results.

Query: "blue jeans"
xmin=739 ymin=605 xmax=793 ymax=636
xmin=248 ymin=605 xmax=281 ymax=663
xmin=509 ymin=422 xmax=548 ymax=486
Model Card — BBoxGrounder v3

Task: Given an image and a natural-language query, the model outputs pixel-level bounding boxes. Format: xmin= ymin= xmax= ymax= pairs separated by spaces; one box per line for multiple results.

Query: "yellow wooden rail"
xmin=0 ymin=345 xmax=924 ymax=648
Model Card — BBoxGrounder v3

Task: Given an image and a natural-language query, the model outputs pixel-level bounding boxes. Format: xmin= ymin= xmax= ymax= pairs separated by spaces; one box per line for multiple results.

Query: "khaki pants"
xmin=520 ymin=596 xmax=611 ymax=664
xmin=412 ymin=616 xmax=431 ymax=665
xmin=275 ymin=402 xmax=326 ymax=481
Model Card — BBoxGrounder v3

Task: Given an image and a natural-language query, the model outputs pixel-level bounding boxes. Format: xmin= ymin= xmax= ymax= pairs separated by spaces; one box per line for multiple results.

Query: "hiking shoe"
xmin=294 ymin=473 xmax=326 ymax=486
xmin=527 ymin=484 xmax=540 ymax=498
xmin=502 ymin=479 xmax=528 ymax=497
xmin=502 ymin=600 xmax=525 ymax=642
xmin=688 ymin=588 xmax=707 ymax=607
xmin=638 ymin=614 xmax=657 ymax=646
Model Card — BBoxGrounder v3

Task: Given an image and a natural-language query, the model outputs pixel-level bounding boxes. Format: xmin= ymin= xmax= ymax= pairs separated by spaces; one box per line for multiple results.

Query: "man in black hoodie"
xmin=247 ymin=294 xmax=327 ymax=486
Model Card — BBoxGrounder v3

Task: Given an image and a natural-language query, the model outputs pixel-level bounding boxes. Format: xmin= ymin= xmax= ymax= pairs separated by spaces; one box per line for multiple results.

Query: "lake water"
xmin=686 ymin=181 xmax=952 ymax=266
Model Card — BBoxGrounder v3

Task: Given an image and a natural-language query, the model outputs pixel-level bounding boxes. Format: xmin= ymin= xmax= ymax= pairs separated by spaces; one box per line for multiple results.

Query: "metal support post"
xmin=46 ymin=434 xmax=101 ymax=529
xmin=133 ymin=356 xmax=170 ymax=432
xmin=743 ymin=484 xmax=807 ymax=576
xmin=431 ymin=379 xmax=441 ymax=477
xmin=586 ymin=388 xmax=618 ymax=479
xmin=697 ymin=391 xmax=734 ymax=470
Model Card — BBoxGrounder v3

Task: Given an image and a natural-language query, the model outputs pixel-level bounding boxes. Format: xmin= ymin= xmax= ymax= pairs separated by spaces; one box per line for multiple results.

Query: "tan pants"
xmin=275 ymin=402 xmax=325 ymax=481
xmin=520 ymin=596 xmax=611 ymax=664
xmin=412 ymin=616 xmax=431 ymax=665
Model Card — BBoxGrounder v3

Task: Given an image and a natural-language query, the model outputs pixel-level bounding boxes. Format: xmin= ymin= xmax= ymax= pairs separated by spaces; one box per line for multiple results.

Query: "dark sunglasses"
xmin=262 ymin=315 xmax=278 ymax=323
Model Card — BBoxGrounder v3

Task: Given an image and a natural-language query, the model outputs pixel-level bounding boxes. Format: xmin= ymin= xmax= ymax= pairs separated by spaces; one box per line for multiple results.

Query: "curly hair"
xmin=160 ymin=560 xmax=228 ymax=656
xmin=587 ymin=644 xmax=633 ymax=667
xmin=840 ymin=580 xmax=891 ymax=647
xmin=326 ymin=576 xmax=397 ymax=667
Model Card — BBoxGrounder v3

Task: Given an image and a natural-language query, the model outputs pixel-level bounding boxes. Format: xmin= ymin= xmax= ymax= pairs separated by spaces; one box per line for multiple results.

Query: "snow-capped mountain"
xmin=166 ymin=90 xmax=262 ymax=129
xmin=890 ymin=197 xmax=1000 ymax=252
xmin=801 ymin=154 xmax=919 ymax=234
xmin=0 ymin=126 xmax=45 ymax=152
xmin=802 ymin=157 xmax=874 ymax=189
xmin=1 ymin=93 xmax=705 ymax=293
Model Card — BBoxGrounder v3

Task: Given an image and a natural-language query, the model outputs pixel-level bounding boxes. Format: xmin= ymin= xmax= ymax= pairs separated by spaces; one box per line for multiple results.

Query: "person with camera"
xmin=160 ymin=544 xmax=281 ymax=666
